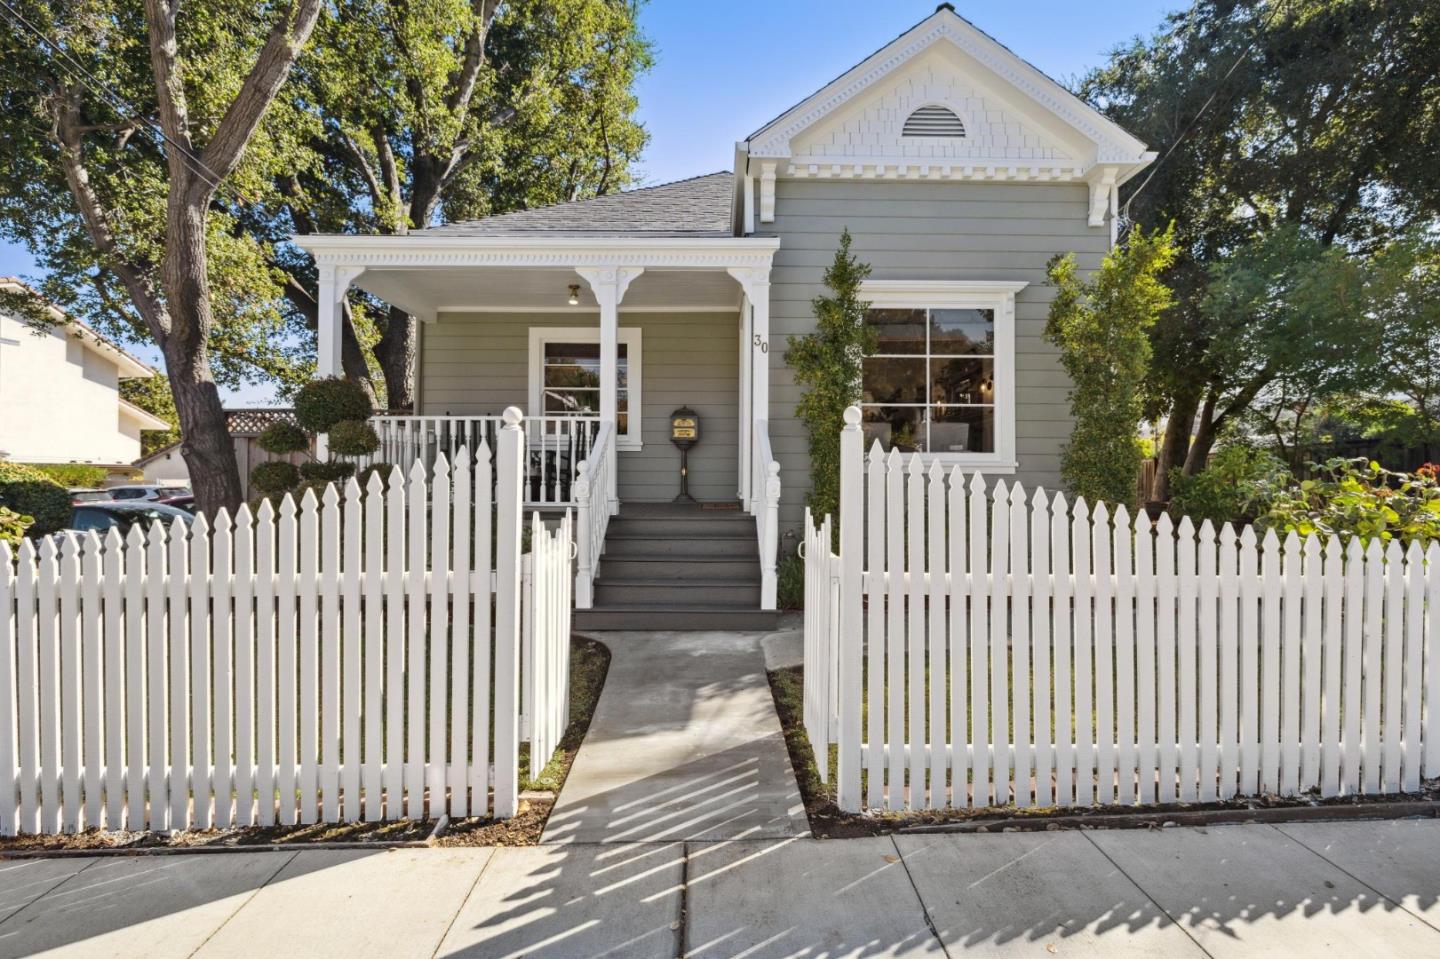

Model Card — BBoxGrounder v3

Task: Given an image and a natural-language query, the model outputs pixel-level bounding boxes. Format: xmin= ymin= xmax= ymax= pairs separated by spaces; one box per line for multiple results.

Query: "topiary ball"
xmin=257 ymin=420 xmax=309 ymax=455
xmin=0 ymin=461 xmax=74 ymax=536
xmin=294 ymin=377 xmax=374 ymax=434
xmin=298 ymin=460 xmax=356 ymax=484
xmin=327 ymin=419 xmax=380 ymax=458
xmin=250 ymin=460 xmax=300 ymax=496
xmin=357 ymin=463 xmax=394 ymax=490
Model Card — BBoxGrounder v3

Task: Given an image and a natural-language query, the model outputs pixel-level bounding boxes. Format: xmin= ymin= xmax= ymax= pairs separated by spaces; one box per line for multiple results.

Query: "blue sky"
xmin=0 ymin=1 xmax=1179 ymax=403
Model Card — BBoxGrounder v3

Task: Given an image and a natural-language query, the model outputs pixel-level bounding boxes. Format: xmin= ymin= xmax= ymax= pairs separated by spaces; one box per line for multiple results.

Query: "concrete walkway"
xmin=541 ymin=629 xmax=810 ymax=844
xmin=0 ymin=820 xmax=1436 ymax=957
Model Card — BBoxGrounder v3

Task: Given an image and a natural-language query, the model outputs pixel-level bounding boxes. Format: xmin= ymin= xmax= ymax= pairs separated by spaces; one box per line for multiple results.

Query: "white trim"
xmin=527 ymin=326 xmax=644 ymax=451
xmin=295 ymin=234 xmax=780 ymax=269
xmin=434 ymin=305 xmax=740 ymax=314
xmin=859 ymin=279 xmax=1025 ymax=471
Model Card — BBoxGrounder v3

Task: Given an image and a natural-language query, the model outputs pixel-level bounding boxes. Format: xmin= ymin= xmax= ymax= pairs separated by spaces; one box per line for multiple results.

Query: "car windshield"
xmin=69 ymin=490 xmax=111 ymax=503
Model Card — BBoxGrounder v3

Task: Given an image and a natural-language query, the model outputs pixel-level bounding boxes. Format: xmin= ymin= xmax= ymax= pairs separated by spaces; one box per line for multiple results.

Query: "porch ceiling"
xmin=356 ymin=265 xmax=744 ymax=314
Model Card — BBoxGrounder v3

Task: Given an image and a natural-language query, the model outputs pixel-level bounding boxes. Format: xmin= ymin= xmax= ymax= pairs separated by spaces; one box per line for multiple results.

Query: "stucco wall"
xmin=757 ymin=177 xmax=1107 ymax=532
xmin=420 ymin=310 xmax=742 ymax=503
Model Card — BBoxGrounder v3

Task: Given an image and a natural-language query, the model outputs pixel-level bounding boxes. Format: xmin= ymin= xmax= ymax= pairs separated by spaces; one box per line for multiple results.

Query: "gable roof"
xmin=0 ymin=278 xmax=157 ymax=379
xmin=419 ymin=173 xmax=735 ymax=238
xmin=744 ymin=4 xmax=1150 ymax=173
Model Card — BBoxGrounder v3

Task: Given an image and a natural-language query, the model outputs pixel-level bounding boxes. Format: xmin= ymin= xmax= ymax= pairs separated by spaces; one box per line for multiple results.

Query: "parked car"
xmin=105 ymin=484 xmax=191 ymax=503
xmin=68 ymin=488 xmax=112 ymax=504
xmin=158 ymin=493 xmax=195 ymax=513
xmin=58 ymin=502 xmax=194 ymax=543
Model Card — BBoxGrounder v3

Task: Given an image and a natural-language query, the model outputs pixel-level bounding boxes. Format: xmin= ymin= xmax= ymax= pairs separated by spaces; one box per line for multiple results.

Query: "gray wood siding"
xmin=420 ymin=310 xmax=741 ymax=503
xmin=760 ymin=178 xmax=1109 ymax=532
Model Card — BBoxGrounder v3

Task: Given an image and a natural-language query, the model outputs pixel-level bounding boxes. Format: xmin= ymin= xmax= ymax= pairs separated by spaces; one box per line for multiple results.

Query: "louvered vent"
xmin=902 ymin=105 xmax=966 ymax=137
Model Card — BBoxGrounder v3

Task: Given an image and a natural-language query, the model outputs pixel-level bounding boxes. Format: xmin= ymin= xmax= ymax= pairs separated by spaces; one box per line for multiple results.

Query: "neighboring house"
xmin=296 ymin=5 xmax=1155 ymax=626
xmin=137 ymin=409 xmax=314 ymax=500
xmin=0 ymin=278 xmax=171 ymax=469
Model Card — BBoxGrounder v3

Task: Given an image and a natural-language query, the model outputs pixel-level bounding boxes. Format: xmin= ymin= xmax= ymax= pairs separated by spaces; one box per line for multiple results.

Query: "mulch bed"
xmin=766 ymin=663 xmax=1440 ymax=839
xmin=0 ymin=636 xmax=611 ymax=856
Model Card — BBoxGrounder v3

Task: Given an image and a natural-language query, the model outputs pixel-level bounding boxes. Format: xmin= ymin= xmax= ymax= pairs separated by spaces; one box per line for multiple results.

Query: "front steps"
xmin=573 ymin=504 xmax=780 ymax=631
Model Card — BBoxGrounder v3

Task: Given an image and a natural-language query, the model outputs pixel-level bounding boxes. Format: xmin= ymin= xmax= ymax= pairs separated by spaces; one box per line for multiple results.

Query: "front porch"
xmin=298 ymin=232 xmax=784 ymax=621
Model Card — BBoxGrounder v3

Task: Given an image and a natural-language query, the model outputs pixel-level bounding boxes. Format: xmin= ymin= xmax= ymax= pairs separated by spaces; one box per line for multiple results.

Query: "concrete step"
xmin=593 ymin=578 xmax=762 ymax=607
xmin=598 ymin=556 xmax=761 ymax=582
xmin=604 ymin=534 xmax=758 ymax=558
xmin=573 ymin=604 xmax=781 ymax=631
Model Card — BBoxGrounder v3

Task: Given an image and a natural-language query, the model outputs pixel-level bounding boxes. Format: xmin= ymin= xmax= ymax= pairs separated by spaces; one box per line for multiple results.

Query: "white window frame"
xmin=858 ymin=280 xmax=1026 ymax=473
xmin=528 ymin=326 xmax=643 ymax=451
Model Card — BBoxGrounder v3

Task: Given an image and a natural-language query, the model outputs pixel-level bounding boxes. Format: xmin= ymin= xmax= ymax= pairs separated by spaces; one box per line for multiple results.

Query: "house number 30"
xmin=752 ymin=335 xmax=769 ymax=353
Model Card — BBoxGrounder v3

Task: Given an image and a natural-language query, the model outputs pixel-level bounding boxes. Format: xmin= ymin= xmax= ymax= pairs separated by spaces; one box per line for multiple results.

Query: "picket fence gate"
xmin=0 ymin=415 xmax=575 ymax=836
xmin=805 ymin=407 xmax=1440 ymax=813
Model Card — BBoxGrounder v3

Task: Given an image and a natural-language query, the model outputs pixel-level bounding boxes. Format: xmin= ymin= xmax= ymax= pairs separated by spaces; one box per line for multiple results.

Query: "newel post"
xmin=760 ymin=460 xmax=781 ymax=609
xmin=836 ymin=405 xmax=864 ymax=811
xmin=492 ymin=406 xmax=524 ymax=818
xmin=573 ymin=460 xmax=594 ymax=609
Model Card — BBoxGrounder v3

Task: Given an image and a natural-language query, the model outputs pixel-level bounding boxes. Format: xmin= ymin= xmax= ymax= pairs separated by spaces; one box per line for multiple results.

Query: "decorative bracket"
xmin=575 ymin=266 xmax=644 ymax=306
xmin=758 ymin=162 xmax=777 ymax=223
xmin=1087 ymin=166 xmax=1119 ymax=227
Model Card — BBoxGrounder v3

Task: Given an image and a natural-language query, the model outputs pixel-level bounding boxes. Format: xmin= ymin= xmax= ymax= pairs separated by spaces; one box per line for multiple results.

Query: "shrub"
xmin=23 ymin=463 xmax=109 ymax=488
xmin=357 ymin=463 xmax=395 ymax=489
xmin=0 ymin=506 xmax=34 ymax=548
xmin=256 ymin=420 xmax=308 ymax=455
xmin=299 ymin=460 xmax=356 ymax=484
xmin=0 ymin=461 xmax=72 ymax=536
xmin=250 ymin=460 xmax=299 ymax=497
xmin=294 ymin=377 xmax=373 ymax=434
xmin=1259 ymin=458 xmax=1440 ymax=545
xmin=1168 ymin=444 xmax=1290 ymax=527
xmin=776 ymin=552 xmax=804 ymax=610
xmin=327 ymin=419 xmax=380 ymax=458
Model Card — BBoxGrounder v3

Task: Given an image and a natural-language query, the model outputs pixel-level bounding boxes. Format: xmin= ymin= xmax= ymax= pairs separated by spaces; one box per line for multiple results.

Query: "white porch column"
xmin=728 ymin=267 xmax=772 ymax=514
xmin=314 ymin=263 xmax=364 ymax=457
xmin=576 ymin=266 xmax=642 ymax=513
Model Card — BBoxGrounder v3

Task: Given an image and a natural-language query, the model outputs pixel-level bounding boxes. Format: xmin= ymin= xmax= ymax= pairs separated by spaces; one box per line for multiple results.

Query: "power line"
xmin=0 ymin=0 xmax=233 ymax=197
xmin=1121 ymin=0 xmax=1290 ymax=226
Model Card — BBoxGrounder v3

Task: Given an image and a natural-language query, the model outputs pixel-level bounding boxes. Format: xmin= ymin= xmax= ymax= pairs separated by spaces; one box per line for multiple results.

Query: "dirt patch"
xmin=0 ymin=637 xmax=611 ymax=855
xmin=766 ymin=664 xmax=1440 ymax=839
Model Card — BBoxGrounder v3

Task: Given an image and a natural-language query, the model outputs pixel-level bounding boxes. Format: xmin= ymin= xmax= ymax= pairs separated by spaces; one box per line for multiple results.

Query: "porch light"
xmin=567 ymin=284 xmax=580 ymax=306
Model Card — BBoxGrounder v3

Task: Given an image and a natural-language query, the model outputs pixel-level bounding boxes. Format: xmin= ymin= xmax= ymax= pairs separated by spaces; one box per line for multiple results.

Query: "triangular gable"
xmin=744 ymin=5 xmax=1151 ymax=190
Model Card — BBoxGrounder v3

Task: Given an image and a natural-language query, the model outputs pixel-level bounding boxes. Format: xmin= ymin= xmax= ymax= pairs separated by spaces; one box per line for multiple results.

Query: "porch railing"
xmin=369 ymin=414 xmax=599 ymax=507
xmin=753 ymin=420 xmax=781 ymax=609
xmin=573 ymin=421 xmax=616 ymax=609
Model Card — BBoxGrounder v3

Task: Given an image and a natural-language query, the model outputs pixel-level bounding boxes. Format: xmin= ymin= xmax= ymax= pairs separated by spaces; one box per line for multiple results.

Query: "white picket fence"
xmin=0 ymin=417 xmax=575 ymax=836
xmin=806 ymin=406 xmax=1440 ymax=813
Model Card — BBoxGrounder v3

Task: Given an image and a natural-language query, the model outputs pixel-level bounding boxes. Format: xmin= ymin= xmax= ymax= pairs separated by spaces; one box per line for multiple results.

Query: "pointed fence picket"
xmin=806 ymin=405 xmax=1440 ymax=814
xmin=0 ymin=410 xmax=573 ymax=836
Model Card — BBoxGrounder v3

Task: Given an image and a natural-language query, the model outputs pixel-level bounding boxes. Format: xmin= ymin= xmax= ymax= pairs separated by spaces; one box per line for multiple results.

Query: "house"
xmin=0 ymin=278 xmax=171 ymax=471
xmin=137 ymin=408 xmax=315 ymax=499
xmin=296 ymin=5 xmax=1154 ymax=628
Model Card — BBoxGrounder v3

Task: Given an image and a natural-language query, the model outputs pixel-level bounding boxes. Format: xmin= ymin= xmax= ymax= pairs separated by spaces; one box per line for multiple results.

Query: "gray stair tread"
xmin=595 ymin=577 xmax=760 ymax=587
xmin=606 ymin=530 xmax=756 ymax=540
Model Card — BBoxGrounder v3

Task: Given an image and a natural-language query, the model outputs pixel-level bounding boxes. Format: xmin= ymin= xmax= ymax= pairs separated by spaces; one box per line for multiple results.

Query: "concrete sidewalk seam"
xmin=184 ymin=850 xmax=299 ymax=959
xmin=889 ymin=834 xmax=953 ymax=959
xmin=1265 ymin=823 xmax=1440 ymax=936
xmin=678 ymin=842 xmax=690 ymax=959
xmin=0 ymin=856 xmax=98 ymax=931
xmin=429 ymin=847 xmax=498 ymax=959
xmin=1081 ymin=830 xmax=1217 ymax=959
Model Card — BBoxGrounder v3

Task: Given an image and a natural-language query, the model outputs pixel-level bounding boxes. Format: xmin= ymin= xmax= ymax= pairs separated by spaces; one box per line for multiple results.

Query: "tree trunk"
xmin=374 ymin=305 xmax=415 ymax=411
xmin=1183 ymin=389 xmax=1220 ymax=476
xmin=1151 ymin=388 xmax=1199 ymax=501
xmin=339 ymin=300 xmax=379 ymax=407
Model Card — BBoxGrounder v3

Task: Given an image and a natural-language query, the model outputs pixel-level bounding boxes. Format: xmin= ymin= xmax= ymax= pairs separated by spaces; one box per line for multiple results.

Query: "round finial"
xmin=843 ymin=405 xmax=862 ymax=426
xmin=502 ymin=406 xmax=524 ymax=427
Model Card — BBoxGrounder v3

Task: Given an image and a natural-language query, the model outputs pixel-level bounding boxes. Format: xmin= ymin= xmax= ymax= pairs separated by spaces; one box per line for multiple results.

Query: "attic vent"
xmin=902 ymin=105 xmax=966 ymax=137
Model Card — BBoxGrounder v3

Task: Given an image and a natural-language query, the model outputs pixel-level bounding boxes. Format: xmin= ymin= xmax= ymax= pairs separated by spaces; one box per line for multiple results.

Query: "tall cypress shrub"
xmin=786 ymin=230 xmax=875 ymax=529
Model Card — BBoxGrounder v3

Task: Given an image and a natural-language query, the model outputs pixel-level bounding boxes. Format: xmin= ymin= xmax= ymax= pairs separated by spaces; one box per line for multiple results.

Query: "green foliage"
xmin=1168 ymin=444 xmax=1291 ymax=527
xmin=295 ymin=378 xmax=374 ymax=434
xmin=120 ymin=377 xmax=181 ymax=457
xmin=22 ymin=463 xmax=109 ymax=488
xmin=776 ymin=553 xmax=804 ymax=611
xmin=257 ymin=421 xmax=309 ymax=456
xmin=0 ymin=506 xmax=35 ymax=548
xmin=0 ymin=462 xmax=72 ymax=536
xmin=250 ymin=461 xmax=300 ymax=498
xmin=298 ymin=461 xmax=356 ymax=484
xmin=1260 ymin=460 xmax=1440 ymax=545
xmin=327 ymin=419 xmax=380 ymax=458
xmin=786 ymin=230 xmax=874 ymax=527
xmin=357 ymin=463 xmax=395 ymax=490
xmin=1045 ymin=226 xmax=1178 ymax=507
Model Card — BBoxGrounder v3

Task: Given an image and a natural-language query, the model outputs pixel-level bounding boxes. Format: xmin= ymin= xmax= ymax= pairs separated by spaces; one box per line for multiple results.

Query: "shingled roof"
xmin=420 ymin=172 xmax=734 ymax=238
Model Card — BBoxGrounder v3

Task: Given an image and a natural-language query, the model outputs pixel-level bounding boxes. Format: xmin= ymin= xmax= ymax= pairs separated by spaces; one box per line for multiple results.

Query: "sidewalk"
xmin=0 ymin=819 xmax=1435 ymax=957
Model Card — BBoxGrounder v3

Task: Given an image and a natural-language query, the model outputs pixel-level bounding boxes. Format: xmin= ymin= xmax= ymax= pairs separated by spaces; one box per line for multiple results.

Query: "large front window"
xmin=857 ymin=281 xmax=1024 ymax=469
xmin=529 ymin=327 xmax=642 ymax=449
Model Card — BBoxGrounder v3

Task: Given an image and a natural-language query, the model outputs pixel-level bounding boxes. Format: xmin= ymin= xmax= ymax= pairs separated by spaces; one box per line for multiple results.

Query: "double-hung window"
xmin=858 ymin=281 xmax=1025 ymax=470
xmin=528 ymin=327 xmax=643 ymax=449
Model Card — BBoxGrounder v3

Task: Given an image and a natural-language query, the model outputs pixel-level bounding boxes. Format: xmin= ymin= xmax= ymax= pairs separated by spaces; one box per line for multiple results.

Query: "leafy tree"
xmin=120 ymin=374 xmax=181 ymax=456
xmin=1045 ymin=225 xmax=1177 ymax=507
xmin=0 ymin=0 xmax=328 ymax=512
xmin=1360 ymin=234 xmax=1440 ymax=461
xmin=786 ymin=230 xmax=874 ymax=529
xmin=1082 ymin=0 xmax=1440 ymax=500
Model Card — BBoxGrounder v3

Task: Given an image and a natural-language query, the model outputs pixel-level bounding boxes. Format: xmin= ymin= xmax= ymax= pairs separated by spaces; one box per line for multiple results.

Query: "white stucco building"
xmin=0 ymin=278 xmax=171 ymax=468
